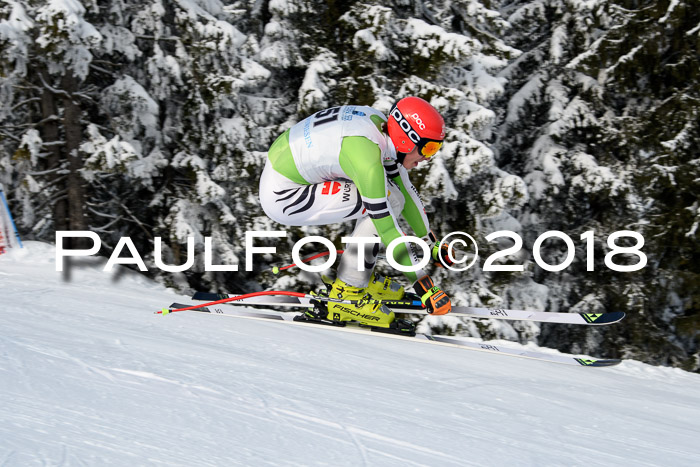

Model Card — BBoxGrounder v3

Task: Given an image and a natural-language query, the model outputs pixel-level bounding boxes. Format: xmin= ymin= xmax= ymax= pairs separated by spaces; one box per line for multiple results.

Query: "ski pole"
xmin=156 ymin=290 xmax=422 ymax=315
xmin=270 ymin=250 xmax=344 ymax=274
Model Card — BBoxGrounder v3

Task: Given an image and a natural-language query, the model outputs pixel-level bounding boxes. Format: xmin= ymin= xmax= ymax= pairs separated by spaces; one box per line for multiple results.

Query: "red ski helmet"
xmin=387 ymin=96 xmax=445 ymax=157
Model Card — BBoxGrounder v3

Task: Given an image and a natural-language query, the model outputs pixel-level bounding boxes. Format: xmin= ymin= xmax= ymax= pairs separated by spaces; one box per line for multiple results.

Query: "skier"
xmin=259 ymin=97 xmax=454 ymax=331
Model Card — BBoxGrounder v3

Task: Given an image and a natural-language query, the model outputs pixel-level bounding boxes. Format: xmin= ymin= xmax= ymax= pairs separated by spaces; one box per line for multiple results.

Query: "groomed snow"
xmin=1 ymin=242 xmax=699 ymax=466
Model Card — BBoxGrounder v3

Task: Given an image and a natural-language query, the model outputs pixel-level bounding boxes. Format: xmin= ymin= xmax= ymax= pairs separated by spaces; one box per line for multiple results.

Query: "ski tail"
xmin=192 ymin=291 xmax=229 ymax=301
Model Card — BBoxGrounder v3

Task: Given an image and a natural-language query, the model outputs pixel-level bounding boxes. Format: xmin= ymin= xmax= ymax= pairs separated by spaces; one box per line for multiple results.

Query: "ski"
xmin=162 ymin=302 xmax=621 ymax=367
xmin=191 ymin=291 xmax=625 ymax=326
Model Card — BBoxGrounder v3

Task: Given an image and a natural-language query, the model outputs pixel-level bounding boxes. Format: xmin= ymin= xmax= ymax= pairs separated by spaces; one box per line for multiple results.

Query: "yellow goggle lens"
xmin=421 ymin=140 xmax=443 ymax=158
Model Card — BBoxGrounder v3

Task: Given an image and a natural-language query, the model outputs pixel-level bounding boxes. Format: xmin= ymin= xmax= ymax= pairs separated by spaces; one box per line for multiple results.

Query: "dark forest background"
xmin=1 ymin=0 xmax=697 ymax=370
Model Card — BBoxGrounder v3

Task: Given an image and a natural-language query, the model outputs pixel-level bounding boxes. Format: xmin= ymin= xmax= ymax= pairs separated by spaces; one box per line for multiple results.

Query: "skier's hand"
xmin=413 ymin=275 xmax=451 ymax=315
xmin=431 ymin=240 xmax=454 ymax=268
xmin=425 ymin=231 xmax=454 ymax=269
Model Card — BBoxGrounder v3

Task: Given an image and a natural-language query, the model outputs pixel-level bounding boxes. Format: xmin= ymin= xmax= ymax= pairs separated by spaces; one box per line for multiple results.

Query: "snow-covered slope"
xmin=1 ymin=242 xmax=699 ymax=466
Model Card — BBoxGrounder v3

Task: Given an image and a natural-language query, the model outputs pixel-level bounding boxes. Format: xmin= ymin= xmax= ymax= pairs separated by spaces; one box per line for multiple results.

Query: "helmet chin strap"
xmin=397 ymin=152 xmax=407 ymax=165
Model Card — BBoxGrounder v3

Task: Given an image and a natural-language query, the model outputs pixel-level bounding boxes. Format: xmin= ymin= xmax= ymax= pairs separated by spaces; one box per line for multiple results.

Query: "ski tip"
xmin=580 ymin=311 xmax=626 ymax=324
xmin=575 ymin=358 xmax=622 ymax=367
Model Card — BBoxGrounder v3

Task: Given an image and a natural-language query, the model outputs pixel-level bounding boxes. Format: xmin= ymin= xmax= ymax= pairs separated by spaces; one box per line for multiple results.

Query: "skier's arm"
xmin=383 ymin=163 xmax=455 ymax=270
xmin=389 ymin=164 xmax=430 ymax=238
xmin=339 ymin=136 xmax=426 ymax=283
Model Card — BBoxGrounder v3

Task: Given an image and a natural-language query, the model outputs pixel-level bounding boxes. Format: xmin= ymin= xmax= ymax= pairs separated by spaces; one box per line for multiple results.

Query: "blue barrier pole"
xmin=0 ymin=184 xmax=23 ymax=248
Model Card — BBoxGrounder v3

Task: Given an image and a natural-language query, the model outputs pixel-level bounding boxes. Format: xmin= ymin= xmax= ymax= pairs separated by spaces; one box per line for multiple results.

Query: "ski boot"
xmin=304 ymin=277 xmax=415 ymax=335
xmin=323 ymin=273 xmax=406 ymax=301
xmin=365 ymin=272 xmax=405 ymax=301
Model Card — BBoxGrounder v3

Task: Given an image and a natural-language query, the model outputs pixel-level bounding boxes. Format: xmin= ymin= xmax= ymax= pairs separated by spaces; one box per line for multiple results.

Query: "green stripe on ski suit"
xmin=391 ymin=174 xmax=428 ymax=238
xmin=267 ymin=130 xmax=309 ymax=185
xmin=339 ymin=136 xmax=420 ymax=282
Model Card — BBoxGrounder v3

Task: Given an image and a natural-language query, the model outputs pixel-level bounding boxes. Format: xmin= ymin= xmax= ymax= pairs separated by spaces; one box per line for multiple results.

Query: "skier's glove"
xmin=424 ymin=231 xmax=453 ymax=268
xmin=413 ymin=275 xmax=451 ymax=315
xmin=431 ymin=241 xmax=454 ymax=268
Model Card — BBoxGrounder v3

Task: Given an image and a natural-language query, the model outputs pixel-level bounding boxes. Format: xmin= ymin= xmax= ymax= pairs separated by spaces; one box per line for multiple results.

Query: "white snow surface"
xmin=2 ymin=242 xmax=700 ymax=466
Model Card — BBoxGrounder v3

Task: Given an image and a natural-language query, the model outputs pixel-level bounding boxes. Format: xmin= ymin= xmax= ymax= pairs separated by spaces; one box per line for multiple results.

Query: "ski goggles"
xmin=418 ymin=139 xmax=443 ymax=158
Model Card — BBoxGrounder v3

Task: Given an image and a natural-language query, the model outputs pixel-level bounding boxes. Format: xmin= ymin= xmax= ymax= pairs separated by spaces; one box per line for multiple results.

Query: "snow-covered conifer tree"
xmin=493 ymin=0 xmax=699 ymax=368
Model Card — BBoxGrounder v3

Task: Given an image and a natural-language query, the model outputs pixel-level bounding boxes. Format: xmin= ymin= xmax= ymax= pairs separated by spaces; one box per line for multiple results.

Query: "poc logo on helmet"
xmin=391 ymin=107 xmax=421 ymax=144
xmin=410 ymin=113 xmax=426 ymax=130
